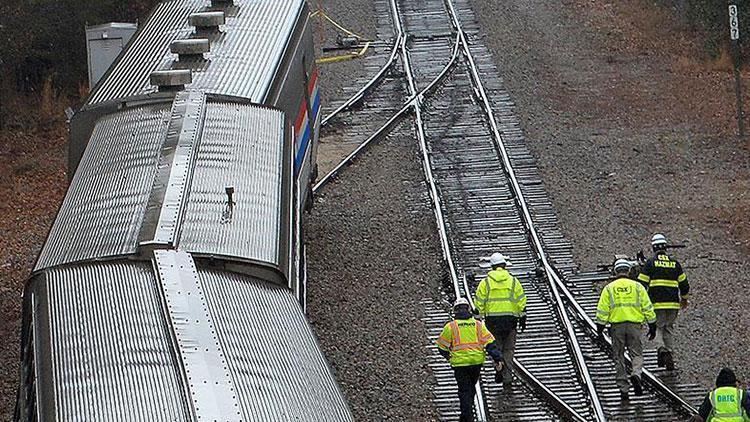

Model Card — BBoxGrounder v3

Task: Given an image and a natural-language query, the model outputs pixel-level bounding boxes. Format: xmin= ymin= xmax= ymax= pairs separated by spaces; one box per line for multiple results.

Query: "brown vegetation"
xmin=0 ymin=125 xmax=67 ymax=420
xmin=0 ymin=0 xmax=159 ymax=129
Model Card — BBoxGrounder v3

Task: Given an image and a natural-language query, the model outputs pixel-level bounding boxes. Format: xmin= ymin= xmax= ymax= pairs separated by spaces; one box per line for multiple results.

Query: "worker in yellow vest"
xmin=437 ymin=297 xmax=504 ymax=422
xmin=691 ymin=368 xmax=750 ymax=421
xmin=596 ymin=258 xmax=656 ymax=401
xmin=473 ymin=252 xmax=526 ymax=388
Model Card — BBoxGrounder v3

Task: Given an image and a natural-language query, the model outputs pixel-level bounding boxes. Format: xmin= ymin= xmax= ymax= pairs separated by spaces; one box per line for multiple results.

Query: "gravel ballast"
xmin=306 ymin=124 xmax=442 ymax=421
xmin=314 ymin=0 xmax=379 ymax=110
xmin=309 ymin=1 xmax=442 ymax=419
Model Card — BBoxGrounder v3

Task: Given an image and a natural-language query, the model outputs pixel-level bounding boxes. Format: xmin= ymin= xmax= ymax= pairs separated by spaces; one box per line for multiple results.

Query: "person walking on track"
xmin=473 ymin=252 xmax=526 ymax=389
xmin=690 ymin=368 xmax=750 ymax=422
xmin=597 ymin=258 xmax=657 ymax=401
xmin=637 ymin=233 xmax=690 ymax=371
xmin=437 ymin=297 xmax=504 ymax=422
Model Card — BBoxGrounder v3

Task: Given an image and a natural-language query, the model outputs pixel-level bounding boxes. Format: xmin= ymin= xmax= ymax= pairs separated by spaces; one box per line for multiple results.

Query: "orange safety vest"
xmin=436 ymin=318 xmax=495 ymax=367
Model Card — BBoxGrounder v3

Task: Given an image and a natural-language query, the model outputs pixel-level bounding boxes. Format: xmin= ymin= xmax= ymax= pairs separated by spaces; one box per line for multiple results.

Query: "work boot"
xmin=630 ymin=375 xmax=643 ymax=396
xmin=664 ymin=352 xmax=675 ymax=371
xmin=657 ymin=350 xmax=666 ymax=368
xmin=620 ymin=391 xmax=630 ymax=401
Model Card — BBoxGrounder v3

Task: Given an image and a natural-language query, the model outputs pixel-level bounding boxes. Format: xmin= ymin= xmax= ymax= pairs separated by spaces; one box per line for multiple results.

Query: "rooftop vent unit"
xmin=189 ymin=11 xmax=225 ymax=30
xmin=170 ymin=39 xmax=210 ymax=60
xmin=85 ymin=22 xmax=138 ymax=88
xmin=150 ymin=69 xmax=192 ymax=90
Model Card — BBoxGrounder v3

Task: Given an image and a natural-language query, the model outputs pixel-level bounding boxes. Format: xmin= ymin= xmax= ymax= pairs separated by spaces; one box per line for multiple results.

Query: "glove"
xmin=596 ymin=324 xmax=605 ymax=342
xmin=680 ymin=298 xmax=689 ymax=310
xmin=517 ymin=316 xmax=527 ymax=333
xmin=647 ymin=323 xmax=657 ymax=341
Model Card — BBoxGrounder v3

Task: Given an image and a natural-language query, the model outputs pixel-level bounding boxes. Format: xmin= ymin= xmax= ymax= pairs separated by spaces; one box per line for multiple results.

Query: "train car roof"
xmin=22 ymin=257 xmax=352 ymax=421
xmin=85 ymin=0 xmax=307 ymax=106
xmin=36 ymin=94 xmax=292 ymax=276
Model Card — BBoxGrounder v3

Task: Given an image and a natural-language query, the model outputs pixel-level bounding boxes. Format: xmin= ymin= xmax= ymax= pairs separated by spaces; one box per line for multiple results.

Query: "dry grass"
xmin=674 ymin=47 xmax=735 ymax=73
xmin=704 ymin=47 xmax=734 ymax=72
xmin=2 ymin=77 xmax=77 ymax=132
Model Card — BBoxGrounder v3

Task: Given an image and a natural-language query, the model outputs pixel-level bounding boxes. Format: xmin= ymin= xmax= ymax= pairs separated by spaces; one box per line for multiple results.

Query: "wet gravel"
xmin=469 ymin=0 xmax=750 ymax=391
xmin=306 ymin=124 xmax=442 ymax=421
xmin=307 ymin=0 xmax=748 ymax=417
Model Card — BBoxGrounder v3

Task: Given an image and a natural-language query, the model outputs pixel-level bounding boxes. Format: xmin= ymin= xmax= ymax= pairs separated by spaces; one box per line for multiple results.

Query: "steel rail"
xmin=391 ymin=7 xmax=460 ymax=297
xmin=402 ymin=28 xmax=588 ymax=421
xmin=383 ymin=1 xmax=592 ymax=418
xmin=548 ymin=264 xmax=700 ymax=415
xmin=442 ymin=0 xmax=697 ymax=417
xmin=389 ymin=0 xmax=487 ymax=418
xmin=320 ymin=35 xmax=402 ymax=126
xmin=312 ymin=34 xmax=460 ymax=194
xmin=512 ymin=359 xmax=589 ymax=422
xmin=440 ymin=0 xmax=607 ymax=420
xmin=400 ymin=35 xmax=588 ymax=421
xmin=458 ymin=277 xmax=589 ymax=422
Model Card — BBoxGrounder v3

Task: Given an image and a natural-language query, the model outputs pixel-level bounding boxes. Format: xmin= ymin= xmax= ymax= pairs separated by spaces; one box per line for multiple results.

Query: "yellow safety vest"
xmin=436 ymin=318 xmax=495 ymax=367
xmin=474 ymin=269 xmax=527 ymax=318
xmin=709 ymin=387 xmax=750 ymax=422
xmin=596 ymin=277 xmax=656 ymax=325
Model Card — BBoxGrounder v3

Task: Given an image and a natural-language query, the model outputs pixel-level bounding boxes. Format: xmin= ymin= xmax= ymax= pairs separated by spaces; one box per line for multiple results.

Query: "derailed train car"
xmin=15 ymin=0 xmax=352 ymax=420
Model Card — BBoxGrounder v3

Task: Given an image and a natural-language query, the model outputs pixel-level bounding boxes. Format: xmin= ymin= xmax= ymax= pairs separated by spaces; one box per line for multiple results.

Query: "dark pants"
xmin=454 ymin=365 xmax=482 ymax=422
xmin=485 ymin=317 xmax=517 ymax=383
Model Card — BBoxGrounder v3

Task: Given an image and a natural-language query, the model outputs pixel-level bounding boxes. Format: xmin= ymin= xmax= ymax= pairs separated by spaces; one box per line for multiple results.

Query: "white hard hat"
xmin=453 ymin=297 xmax=470 ymax=309
xmin=651 ymin=233 xmax=668 ymax=248
xmin=489 ymin=252 xmax=510 ymax=267
xmin=613 ymin=258 xmax=631 ymax=273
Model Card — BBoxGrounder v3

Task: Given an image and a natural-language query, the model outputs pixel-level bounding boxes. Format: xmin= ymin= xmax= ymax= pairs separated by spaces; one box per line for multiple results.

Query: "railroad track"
xmin=397 ymin=1 xmax=597 ymax=419
xmin=314 ymin=0 xmax=458 ymax=192
xmin=315 ymin=0 xmax=706 ymax=420
xmin=313 ymin=0 xmax=407 ymax=192
xmin=395 ymin=0 xmax=704 ymax=420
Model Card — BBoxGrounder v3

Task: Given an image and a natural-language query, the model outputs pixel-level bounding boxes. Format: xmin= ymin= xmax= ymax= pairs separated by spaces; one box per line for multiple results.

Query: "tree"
xmin=0 ymin=0 xmax=160 ymax=127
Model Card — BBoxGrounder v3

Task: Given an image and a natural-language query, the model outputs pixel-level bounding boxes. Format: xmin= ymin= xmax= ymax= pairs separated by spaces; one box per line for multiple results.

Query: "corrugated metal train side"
xmin=15 ymin=0 xmax=350 ymax=420
xmin=70 ymin=0 xmax=321 ymax=209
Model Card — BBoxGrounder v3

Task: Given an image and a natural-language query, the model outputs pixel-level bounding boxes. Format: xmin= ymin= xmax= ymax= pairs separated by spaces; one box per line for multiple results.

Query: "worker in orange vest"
xmin=437 ymin=297 xmax=503 ymax=422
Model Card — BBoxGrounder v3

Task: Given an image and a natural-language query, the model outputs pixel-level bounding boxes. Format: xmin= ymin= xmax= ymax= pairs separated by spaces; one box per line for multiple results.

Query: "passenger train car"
xmin=14 ymin=0 xmax=352 ymax=420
